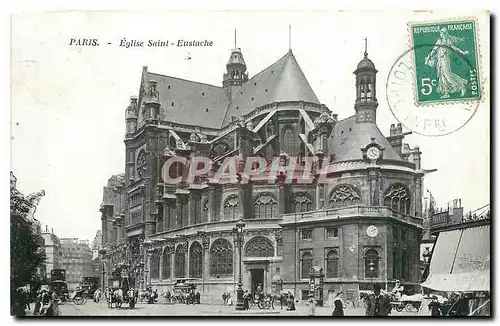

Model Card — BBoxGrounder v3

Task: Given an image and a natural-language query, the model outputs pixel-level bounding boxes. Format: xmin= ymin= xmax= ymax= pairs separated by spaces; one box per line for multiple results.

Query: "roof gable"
xmin=221 ymin=50 xmax=320 ymax=127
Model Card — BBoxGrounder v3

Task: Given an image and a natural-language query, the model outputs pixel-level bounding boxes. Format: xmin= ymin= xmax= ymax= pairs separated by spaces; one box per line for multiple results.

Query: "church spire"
xmin=354 ymin=39 xmax=378 ymax=123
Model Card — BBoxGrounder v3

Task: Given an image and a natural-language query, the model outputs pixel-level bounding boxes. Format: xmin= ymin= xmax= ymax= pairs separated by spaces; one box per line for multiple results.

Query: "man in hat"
xmin=365 ymin=284 xmax=391 ymax=316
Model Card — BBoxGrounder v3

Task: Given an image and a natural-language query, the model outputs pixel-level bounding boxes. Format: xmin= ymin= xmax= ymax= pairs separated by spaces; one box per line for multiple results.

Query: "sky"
xmin=10 ymin=10 xmax=490 ymax=243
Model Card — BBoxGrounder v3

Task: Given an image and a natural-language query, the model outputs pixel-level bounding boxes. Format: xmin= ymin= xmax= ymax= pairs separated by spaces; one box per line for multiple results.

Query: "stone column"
xmin=208 ymin=185 xmax=215 ymax=222
xmin=277 ymin=175 xmax=286 ymax=215
xmin=201 ymin=234 xmax=210 ymax=292
xmin=184 ymin=240 xmax=189 ymax=277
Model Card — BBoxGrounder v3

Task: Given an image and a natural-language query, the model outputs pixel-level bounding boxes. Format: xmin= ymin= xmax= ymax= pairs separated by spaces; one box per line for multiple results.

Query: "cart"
xmin=390 ymin=293 xmax=423 ymax=312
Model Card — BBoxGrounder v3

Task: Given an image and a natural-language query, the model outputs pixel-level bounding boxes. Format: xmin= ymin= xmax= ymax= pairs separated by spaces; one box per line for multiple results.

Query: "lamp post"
xmin=232 ymin=219 xmax=246 ymax=311
xmin=99 ymin=248 xmax=107 ymax=291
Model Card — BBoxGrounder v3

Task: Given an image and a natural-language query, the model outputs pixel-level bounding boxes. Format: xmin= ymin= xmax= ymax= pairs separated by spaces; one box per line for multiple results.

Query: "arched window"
xmin=210 ymin=239 xmax=233 ymax=277
xmin=150 ymin=251 xmax=160 ymax=280
xmin=175 ymin=245 xmax=185 ymax=278
xmin=223 ymin=195 xmax=239 ymax=221
xmin=325 ymin=249 xmax=339 ymax=278
xmin=292 ymin=192 xmax=313 ymax=213
xmin=282 ymin=126 xmax=300 ymax=155
xmin=329 ymin=184 xmax=361 ymax=207
xmin=384 ymin=184 xmax=411 ymax=215
xmin=245 ymin=236 xmax=274 ymax=257
xmin=364 ymin=249 xmax=380 ymax=279
xmin=202 ymin=199 xmax=209 ymax=223
xmin=161 ymin=247 xmax=171 ymax=280
xmin=136 ymin=150 xmax=147 ymax=178
xmin=189 ymin=242 xmax=203 ymax=278
xmin=301 ymin=251 xmax=313 ymax=279
xmin=254 ymin=193 xmax=278 ymax=219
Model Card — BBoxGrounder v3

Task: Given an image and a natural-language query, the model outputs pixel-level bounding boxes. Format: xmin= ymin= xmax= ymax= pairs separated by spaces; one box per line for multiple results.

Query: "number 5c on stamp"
xmin=409 ymin=19 xmax=481 ymax=105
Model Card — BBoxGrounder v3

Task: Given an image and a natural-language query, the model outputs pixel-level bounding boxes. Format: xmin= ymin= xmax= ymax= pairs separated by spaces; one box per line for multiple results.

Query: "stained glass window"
xmin=150 ymin=251 xmax=160 ymax=280
xmin=329 ymin=184 xmax=361 ymax=207
xmin=282 ymin=126 xmax=300 ymax=155
xmin=245 ymin=236 xmax=274 ymax=257
xmin=210 ymin=239 xmax=233 ymax=276
xmin=384 ymin=184 xmax=411 ymax=215
xmin=223 ymin=195 xmax=239 ymax=221
xmin=161 ymin=247 xmax=171 ymax=279
xmin=325 ymin=249 xmax=339 ymax=278
xmin=292 ymin=192 xmax=313 ymax=213
xmin=175 ymin=245 xmax=185 ymax=278
xmin=254 ymin=193 xmax=278 ymax=219
xmin=189 ymin=242 xmax=203 ymax=278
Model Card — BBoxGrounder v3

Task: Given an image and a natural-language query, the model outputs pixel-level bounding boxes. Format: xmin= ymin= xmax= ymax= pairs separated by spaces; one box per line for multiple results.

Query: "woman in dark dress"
xmin=332 ymin=292 xmax=344 ymax=316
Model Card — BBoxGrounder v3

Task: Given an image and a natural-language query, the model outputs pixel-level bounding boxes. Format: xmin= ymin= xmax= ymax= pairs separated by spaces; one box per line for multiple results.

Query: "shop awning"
xmin=421 ymin=224 xmax=490 ymax=292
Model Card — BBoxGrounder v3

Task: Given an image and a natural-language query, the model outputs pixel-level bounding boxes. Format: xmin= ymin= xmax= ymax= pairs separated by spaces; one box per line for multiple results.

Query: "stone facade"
xmin=100 ymin=43 xmax=425 ymax=305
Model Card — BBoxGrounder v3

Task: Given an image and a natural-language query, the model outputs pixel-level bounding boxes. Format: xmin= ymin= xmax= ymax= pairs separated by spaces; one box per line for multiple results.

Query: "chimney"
xmin=51 ymin=228 xmax=54 ymax=234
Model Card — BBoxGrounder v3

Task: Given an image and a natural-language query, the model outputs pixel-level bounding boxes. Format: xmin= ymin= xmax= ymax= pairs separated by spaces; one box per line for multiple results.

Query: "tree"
xmin=10 ymin=172 xmax=46 ymax=316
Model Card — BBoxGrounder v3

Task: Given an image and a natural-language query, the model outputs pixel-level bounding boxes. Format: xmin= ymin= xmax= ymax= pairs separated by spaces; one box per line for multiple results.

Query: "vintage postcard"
xmin=10 ymin=10 xmax=490 ymax=317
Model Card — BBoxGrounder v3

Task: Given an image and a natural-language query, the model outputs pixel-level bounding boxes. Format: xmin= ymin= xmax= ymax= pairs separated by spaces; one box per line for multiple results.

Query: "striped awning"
xmin=421 ymin=224 xmax=490 ymax=292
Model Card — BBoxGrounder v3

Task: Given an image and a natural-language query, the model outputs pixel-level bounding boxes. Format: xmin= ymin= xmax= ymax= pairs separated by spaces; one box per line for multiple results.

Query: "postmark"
xmin=386 ymin=18 xmax=482 ymax=136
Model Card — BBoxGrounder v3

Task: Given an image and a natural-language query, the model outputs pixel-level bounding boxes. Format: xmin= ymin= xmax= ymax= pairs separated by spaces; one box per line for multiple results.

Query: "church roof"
xmin=329 ymin=116 xmax=401 ymax=162
xmin=141 ymin=50 xmax=320 ymax=130
xmin=148 ymin=72 xmax=230 ymax=129
xmin=221 ymin=50 xmax=320 ymax=127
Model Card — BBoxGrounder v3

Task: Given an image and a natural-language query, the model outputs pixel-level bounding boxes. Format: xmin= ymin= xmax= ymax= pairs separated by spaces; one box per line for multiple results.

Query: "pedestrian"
xmin=365 ymin=283 xmax=391 ymax=316
xmin=306 ymin=293 xmax=317 ymax=316
xmin=227 ymin=293 xmax=233 ymax=306
xmin=243 ymin=290 xmax=250 ymax=310
xmin=222 ymin=292 xmax=227 ymax=305
xmin=287 ymin=291 xmax=296 ymax=311
xmin=332 ymin=291 xmax=344 ymax=316
xmin=428 ymin=296 xmax=442 ymax=316
xmin=196 ymin=291 xmax=201 ymax=304
xmin=33 ymin=290 xmax=42 ymax=316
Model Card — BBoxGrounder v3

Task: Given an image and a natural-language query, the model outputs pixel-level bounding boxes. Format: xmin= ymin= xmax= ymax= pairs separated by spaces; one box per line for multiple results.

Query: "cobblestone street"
xmin=55 ymin=300 xmax=419 ymax=317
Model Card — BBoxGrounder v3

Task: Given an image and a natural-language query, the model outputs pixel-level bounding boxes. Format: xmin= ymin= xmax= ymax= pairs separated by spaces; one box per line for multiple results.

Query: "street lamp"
xmin=99 ymin=248 xmax=107 ymax=291
xmin=232 ymin=219 xmax=246 ymax=311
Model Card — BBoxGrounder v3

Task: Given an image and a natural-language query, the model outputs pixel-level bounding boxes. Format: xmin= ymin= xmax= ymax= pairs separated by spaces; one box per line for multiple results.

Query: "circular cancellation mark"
xmin=385 ymin=44 xmax=481 ymax=137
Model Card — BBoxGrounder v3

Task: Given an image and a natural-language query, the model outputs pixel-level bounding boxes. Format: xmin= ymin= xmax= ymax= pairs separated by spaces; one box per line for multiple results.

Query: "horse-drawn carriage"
xmin=171 ymin=279 xmax=197 ymax=304
xmin=106 ymin=278 xmax=137 ymax=309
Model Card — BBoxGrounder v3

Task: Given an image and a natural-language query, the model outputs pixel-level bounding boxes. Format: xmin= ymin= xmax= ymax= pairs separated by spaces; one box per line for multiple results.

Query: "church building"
xmin=100 ymin=38 xmax=425 ymax=305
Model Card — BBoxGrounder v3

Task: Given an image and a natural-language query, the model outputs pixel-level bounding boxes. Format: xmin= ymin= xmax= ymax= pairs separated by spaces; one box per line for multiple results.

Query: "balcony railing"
xmin=281 ymin=205 xmax=422 ymax=225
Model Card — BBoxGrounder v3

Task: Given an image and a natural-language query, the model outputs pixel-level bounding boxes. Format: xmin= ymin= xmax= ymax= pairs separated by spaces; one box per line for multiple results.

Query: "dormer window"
xmin=171 ymin=102 xmax=175 ymax=107
xmin=202 ymin=92 xmax=205 ymax=96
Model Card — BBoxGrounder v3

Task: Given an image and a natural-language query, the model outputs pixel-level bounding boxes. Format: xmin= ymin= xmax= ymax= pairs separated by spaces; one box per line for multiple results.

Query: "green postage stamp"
xmin=409 ymin=19 xmax=481 ymax=105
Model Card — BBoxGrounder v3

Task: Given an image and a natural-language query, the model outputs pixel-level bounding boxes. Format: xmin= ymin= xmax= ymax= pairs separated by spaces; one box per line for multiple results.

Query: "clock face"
xmin=367 ymin=225 xmax=379 ymax=238
xmin=366 ymin=146 xmax=381 ymax=161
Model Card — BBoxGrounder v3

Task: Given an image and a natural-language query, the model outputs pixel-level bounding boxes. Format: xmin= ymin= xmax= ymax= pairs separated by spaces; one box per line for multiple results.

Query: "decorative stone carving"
xmin=329 ymin=184 xmax=361 ymax=207
xmin=313 ymin=112 xmax=335 ymax=127
xmin=125 ymin=97 xmax=138 ymax=119
xmin=136 ymin=150 xmax=147 ymax=178
xmin=148 ymin=80 xmax=159 ymax=101
xmin=245 ymin=236 xmax=274 ymax=257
